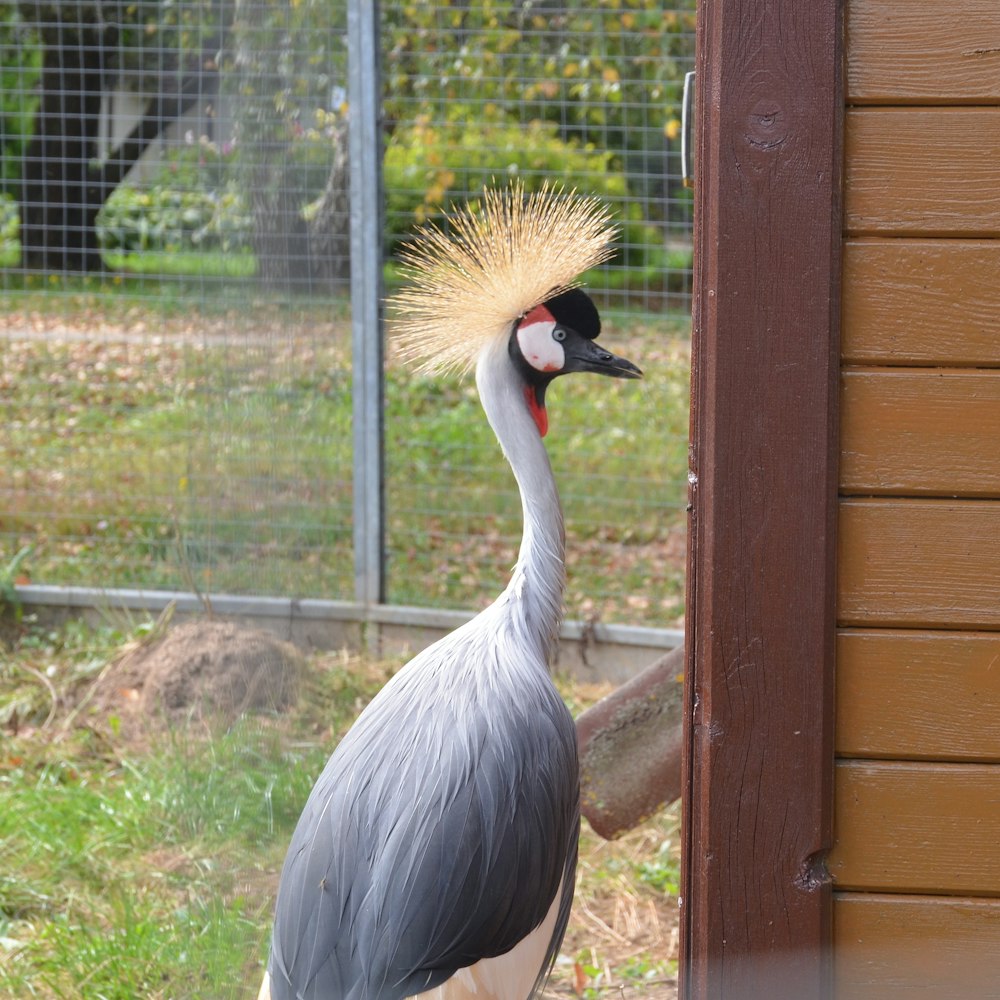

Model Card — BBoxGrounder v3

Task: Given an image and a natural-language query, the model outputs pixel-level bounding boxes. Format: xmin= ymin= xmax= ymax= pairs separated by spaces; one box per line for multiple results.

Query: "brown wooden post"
xmin=680 ymin=2 xmax=843 ymax=998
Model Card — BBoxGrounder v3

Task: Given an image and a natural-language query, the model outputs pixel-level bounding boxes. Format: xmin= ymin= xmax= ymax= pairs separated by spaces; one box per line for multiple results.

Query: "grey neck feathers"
xmin=475 ymin=337 xmax=566 ymax=663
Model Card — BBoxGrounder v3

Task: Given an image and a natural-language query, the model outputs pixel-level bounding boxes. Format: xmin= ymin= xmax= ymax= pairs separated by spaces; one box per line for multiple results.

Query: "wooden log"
xmin=847 ymin=0 xmax=1000 ymax=104
xmin=576 ymin=646 xmax=684 ymax=839
xmin=839 ymin=499 xmax=1000 ymax=629
xmin=842 ymin=239 xmax=1000 ymax=367
xmin=834 ymin=893 xmax=1000 ymax=1000
xmin=830 ymin=760 xmax=1000 ymax=895
xmin=841 ymin=368 xmax=1000 ymax=496
xmin=845 ymin=108 xmax=1000 ymax=236
xmin=836 ymin=630 xmax=1000 ymax=762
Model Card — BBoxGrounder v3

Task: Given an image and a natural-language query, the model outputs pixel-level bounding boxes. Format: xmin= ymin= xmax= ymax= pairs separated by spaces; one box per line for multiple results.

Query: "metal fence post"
xmin=347 ymin=0 xmax=386 ymax=613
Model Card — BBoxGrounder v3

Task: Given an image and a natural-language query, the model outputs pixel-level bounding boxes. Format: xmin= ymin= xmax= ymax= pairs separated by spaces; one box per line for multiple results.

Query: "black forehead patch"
xmin=543 ymin=287 xmax=601 ymax=340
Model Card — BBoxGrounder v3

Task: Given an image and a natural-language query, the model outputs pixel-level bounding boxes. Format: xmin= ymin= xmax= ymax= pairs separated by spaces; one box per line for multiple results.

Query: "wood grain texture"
xmin=839 ymin=499 xmax=1000 ymax=628
xmin=681 ymin=1 xmax=841 ymax=997
xmin=847 ymin=0 xmax=1000 ymax=104
xmin=836 ymin=630 xmax=1000 ymax=762
xmin=845 ymin=108 xmax=1000 ymax=236
xmin=830 ymin=760 xmax=1000 ymax=894
xmin=834 ymin=893 xmax=1000 ymax=1000
xmin=841 ymin=369 xmax=1000 ymax=496
xmin=842 ymin=240 xmax=1000 ymax=367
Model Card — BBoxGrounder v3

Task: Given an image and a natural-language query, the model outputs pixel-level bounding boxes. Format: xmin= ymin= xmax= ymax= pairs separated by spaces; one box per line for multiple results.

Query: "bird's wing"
xmin=531 ymin=823 xmax=578 ymax=998
xmin=267 ymin=652 xmax=579 ymax=1000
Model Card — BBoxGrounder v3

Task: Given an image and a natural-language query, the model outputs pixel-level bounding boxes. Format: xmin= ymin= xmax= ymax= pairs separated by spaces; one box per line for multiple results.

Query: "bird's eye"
xmin=552 ymin=327 xmax=567 ymax=342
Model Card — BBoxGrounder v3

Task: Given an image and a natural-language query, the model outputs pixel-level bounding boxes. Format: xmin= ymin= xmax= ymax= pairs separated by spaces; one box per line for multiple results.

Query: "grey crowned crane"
xmin=259 ymin=184 xmax=642 ymax=1000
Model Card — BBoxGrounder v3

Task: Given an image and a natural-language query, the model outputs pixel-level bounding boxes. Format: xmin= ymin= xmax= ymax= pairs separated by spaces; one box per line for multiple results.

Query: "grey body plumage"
xmin=262 ymin=187 xmax=640 ymax=1000
xmin=268 ymin=616 xmax=579 ymax=999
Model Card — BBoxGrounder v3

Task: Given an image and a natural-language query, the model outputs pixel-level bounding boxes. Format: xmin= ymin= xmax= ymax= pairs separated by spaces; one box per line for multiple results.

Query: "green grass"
xmin=0 ymin=724 xmax=320 ymax=998
xmin=1 ymin=265 xmax=352 ymax=318
xmin=0 ymin=618 xmax=680 ymax=999
xmin=103 ymin=249 xmax=258 ymax=279
xmin=1 ymin=288 xmax=690 ymax=627
xmin=383 ymin=333 xmax=691 ymax=623
xmin=10 ymin=241 xmax=689 ymax=298
xmin=0 ymin=224 xmax=256 ymax=280
xmin=0 ymin=619 xmax=384 ymax=999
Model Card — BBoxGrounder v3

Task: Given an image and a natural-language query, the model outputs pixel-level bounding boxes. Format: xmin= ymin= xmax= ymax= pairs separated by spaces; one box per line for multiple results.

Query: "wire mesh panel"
xmin=381 ymin=2 xmax=695 ymax=307
xmin=1 ymin=0 xmax=354 ymax=600
xmin=381 ymin=2 xmax=695 ymax=629
xmin=1 ymin=0 xmax=694 ymax=631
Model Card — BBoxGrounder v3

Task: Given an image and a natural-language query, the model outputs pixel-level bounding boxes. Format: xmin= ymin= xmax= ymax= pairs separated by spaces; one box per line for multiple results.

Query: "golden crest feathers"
xmin=389 ymin=182 xmax=617 ymax=375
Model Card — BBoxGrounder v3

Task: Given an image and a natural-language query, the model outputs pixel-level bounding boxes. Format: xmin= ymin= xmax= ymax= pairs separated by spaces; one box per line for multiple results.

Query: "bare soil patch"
xmin=91 ymin=619 xmax=302 ymax=736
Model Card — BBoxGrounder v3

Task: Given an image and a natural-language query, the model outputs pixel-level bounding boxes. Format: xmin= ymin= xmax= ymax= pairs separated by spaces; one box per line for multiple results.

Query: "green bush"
xmin=1 ymin=192 xmax=17 ymax=244
xmin=151 ymin=137 xmax=235 ymax=194
xmin=96 ymin=186 xmax=252 ymax=257
xmin=383 ymin=118 xmax=661 ymax=269
xmin=383 ymin=1 xmax=695 ymax=164
xmin=1 ymin=5 xmax=41 ymax=192
xmin=156 ymin=128 xmax=335 ymax=209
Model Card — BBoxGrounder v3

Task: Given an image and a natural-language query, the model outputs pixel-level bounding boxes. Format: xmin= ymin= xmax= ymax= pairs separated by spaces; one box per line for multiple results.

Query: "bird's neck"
xmin=476 ymin=337 xmax=565 ymax=662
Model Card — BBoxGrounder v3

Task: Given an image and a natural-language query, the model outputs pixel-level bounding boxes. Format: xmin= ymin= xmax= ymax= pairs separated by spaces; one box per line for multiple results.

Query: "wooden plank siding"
xmin=836 ymin=631 xmax=1000 ymax=762
xmin=841 ymin=369 xmax=1000 ymax=496
xmin=845 ymin=108 xmax=1000 ymax=236
xmin=834 ymin=894 xmax=1000 ymax=1000
xmin=830 ymin=761 xmax=1000 ymax=895
xmin=836 ymin=2 xmax=1000 ymax=993
xmin=838 ymin=500 xmax=1000 ymax=629
xmin=842 ymin=240 xmax=1000 ymax=367
xmin=847 ymin=0 xmax=1000 ymax=105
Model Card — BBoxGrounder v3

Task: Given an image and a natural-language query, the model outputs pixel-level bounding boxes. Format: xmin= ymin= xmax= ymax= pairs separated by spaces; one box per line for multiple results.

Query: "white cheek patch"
xmin=516 ymin=322 xmax=565 ymax=373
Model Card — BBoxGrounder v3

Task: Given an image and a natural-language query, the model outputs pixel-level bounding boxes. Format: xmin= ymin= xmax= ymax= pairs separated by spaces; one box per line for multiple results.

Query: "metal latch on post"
xmin=681 ymin=70 xmax=695 ymax=190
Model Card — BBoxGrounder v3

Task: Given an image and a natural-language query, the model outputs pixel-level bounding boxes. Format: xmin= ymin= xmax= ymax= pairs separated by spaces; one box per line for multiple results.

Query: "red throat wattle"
xmin=524 ymin=386 xmax=548 ymax=437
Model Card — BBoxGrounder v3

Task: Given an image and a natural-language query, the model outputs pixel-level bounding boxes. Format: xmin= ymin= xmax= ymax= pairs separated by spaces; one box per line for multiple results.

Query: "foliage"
xmin=154 ymin=133 xmax=239 ymax=194
xmin=17 ymin=0 xmax=225 ymax=95
xmin=94 ymin=132 xmax=256 ymax=264
xmin=227 ymin=0 xmax=344 ymax=145
xmin=0 ymin=192 xmax=17 ymax=262
xmin=637 ymin=843 xmax=681 ymax=896
xmin=379 ymin=0 xmax=696 ymax=274
xmin=382 ymin=0 xmax=696 ymax=220
xmin=0 ymin=545 xmax=31 ymax=622
xmin=227 ymin=0 xmax=347 ymax=279
xmin=3 ymin=0 xmax=693 ymax=283
xmin=0 ymin=3 xmax=41 ymax=192
xmin=3 ymin=0 xmax=225 ymax=183
xmin=97 ymin=185 xmax=253 ymax=256
xmin=384 ymin=117 xmax=661 ymax=268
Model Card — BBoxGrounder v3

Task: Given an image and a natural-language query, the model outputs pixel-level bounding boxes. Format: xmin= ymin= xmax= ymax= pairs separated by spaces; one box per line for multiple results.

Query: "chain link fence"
xmin=1 ymin=0 xmax=694 ymax=634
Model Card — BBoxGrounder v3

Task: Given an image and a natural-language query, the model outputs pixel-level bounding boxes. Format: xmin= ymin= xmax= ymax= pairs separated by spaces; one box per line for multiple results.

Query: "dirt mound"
xmin=95 ymin=619 xmax=302 ymax=733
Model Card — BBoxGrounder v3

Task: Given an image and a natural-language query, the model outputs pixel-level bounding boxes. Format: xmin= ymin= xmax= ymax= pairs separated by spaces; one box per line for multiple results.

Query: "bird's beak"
xmin=563 ymin=336 xmax=643 ymax=380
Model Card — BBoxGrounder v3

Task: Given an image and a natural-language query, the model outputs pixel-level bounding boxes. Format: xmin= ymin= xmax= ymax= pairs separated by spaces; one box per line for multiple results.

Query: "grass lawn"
xmin=1 ymin=285 xmax=690 ymax=629
xmin=103 ymin=250 xmax=258 ymax=280
xmin=0 ymin=616 xmax=681 ymax=999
